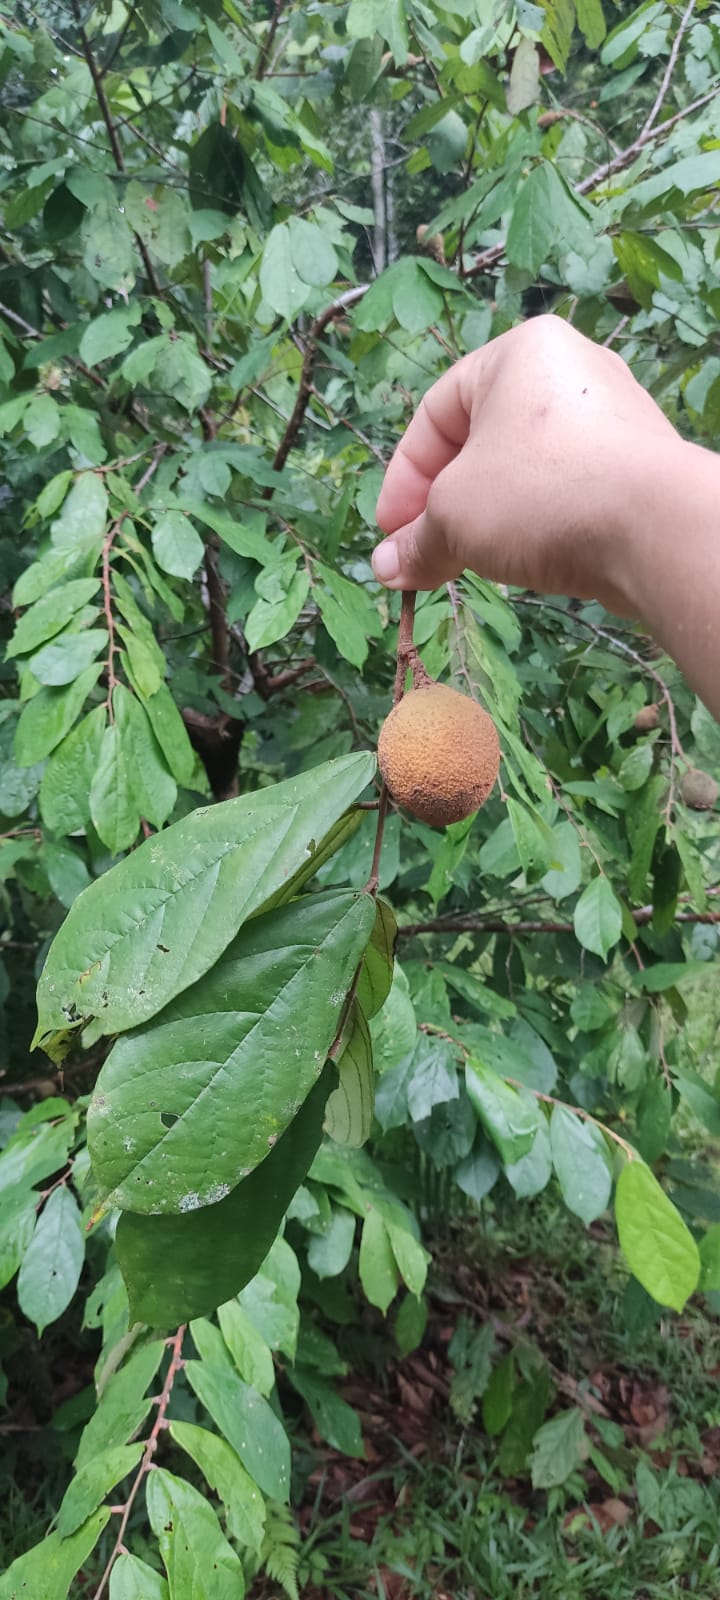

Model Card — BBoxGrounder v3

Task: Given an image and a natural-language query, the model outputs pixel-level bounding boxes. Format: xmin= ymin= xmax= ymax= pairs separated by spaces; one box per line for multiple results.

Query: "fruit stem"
xmin=394 ymin=590 xmax=431 ymax=697
xmin=367 ymin=590 xmax=422 ymax=895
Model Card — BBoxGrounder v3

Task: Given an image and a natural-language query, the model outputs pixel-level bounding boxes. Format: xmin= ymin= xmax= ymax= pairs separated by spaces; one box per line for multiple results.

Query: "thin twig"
xmin=72 ymin=1 xmax=162 ymax=297
xmin=266 ymin=287 xmax=368 ymax=481
xmin=91 ymin=1326 xmax=186 ymax=1600
xmin=640 ymin=0 xmax=697 ymax=140
xmin=255 ymin=0 xmax=288 ymax=80
xmin=578 ymin=84 xmax=720 ymax=195
xmin=398 ymin=906 xmax=720 ymax=938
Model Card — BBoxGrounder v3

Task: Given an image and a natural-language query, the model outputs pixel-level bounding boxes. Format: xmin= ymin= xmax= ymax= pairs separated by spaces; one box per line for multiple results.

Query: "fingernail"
xmin=372 ymin=541 xmax=400 ymax=583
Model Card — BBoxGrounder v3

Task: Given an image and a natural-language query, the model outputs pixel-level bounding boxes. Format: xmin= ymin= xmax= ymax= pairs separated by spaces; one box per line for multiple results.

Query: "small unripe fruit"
xmin=635 ymin=704 xmax=660 ymax=732
xmin=378 ymin=683 xmax=500 ymax=828
xmin=681 ymin=768 xmax=719 ymax=811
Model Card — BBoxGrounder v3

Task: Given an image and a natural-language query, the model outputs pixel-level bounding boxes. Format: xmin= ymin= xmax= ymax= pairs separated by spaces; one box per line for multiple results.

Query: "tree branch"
xmin=72 ymin=1 xmax=163 ymax=297
xmin=255 ymin=0 xmax=288 ymax=80
xmin=266 ymin=287 xmax=368 ymax=481
xmin=640 ymin=0 xmax=697 ymax=140
xmin=91 ymin=1326 xmax=186 ymax=1600
xmin=398 ymin=906 xmax=720 ymax=939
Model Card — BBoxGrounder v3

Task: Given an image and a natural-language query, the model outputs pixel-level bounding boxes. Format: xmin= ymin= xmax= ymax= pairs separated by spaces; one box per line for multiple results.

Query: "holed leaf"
xmin=34 ymin=751 xmax=375 ymax=1058
xmin=89 ymin=890 xmax=375 ymax=1213
xmin=116 ymin=1065 xmax=335 ymax=1325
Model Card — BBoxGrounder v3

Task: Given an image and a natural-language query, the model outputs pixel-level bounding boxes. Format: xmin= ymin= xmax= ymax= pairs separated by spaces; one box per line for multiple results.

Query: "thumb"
xmin=372 ymin=491 xmax=463 ymax=593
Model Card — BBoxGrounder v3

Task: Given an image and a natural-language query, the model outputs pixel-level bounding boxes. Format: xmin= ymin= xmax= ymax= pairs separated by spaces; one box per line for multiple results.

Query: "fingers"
xmin=375 ymin=354 xmax=476 ymax=533
xmin=372 ymin=466 xmax=465 ymax=591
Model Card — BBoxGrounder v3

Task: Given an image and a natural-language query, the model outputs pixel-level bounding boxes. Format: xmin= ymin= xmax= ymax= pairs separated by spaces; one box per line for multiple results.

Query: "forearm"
xmin=619 ymin=437 xmax=720 ymax=720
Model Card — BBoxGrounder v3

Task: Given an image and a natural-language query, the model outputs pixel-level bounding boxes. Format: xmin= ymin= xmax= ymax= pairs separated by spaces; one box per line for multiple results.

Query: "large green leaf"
xmin=169 ymin=1423 xmax=265 ymax=1551
xmin=0 ymin=1510 xmax=111 ymax=1600
xmin=573 ymin=875 xmax=623 ymax=960
xmin=615 ymin=1160 xmax=701 ymax=1312
xmin=465 ymin=1059 xmax=540 ymax=1164
xmin=115 ymin=1066 xmax=334 ymax=1325
xmin=184 ymin=1362 xmax=290 ymax=1501
xmin=88 ymin=890 xmax=374 ymax=1212
xmin=34 ymin=751 xmax=375 ymax=1057
xmin=550 ymin=1104 xmax=613 ymax=1224
xmin=146 ymin=1469 xmax=245 ymax=1599
xmin=16 ymin=1186 xmax=85 ymax=1335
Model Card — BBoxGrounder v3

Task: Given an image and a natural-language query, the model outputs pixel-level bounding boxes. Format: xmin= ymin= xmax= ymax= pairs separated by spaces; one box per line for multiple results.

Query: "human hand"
xmin=372 ymin=315 xmax=678 ymax=617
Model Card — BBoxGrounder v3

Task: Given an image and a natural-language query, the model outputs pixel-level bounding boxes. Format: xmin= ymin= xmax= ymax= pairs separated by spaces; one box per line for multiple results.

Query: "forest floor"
xmin=277 ymin=1195 xmax=720 ymax=1600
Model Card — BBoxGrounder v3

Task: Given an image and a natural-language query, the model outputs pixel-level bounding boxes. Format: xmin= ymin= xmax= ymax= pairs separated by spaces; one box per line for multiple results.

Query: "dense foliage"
xmin=2 ymin=0 xmax=720 ymax=1592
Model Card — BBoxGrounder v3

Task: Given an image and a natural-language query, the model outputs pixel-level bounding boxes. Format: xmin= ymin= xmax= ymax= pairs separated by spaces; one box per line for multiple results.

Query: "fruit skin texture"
xmin=378 ymin=683 xmax=500 ymax=828
xmin=681 ymin=768 xmax=719 ymax=810
xmin=635 ymin=704 xmax=660 ymax=732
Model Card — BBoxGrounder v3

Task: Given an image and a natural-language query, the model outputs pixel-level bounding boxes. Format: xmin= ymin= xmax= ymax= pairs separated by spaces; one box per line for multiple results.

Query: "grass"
xmin=281 ymin=1191 xmax=720 ymax=1600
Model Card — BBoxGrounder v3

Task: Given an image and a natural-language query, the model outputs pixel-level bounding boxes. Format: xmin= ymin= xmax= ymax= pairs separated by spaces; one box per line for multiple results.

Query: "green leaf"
xmin=34 ymin=751 xmax=375 ymax=1056
xmin=51 ymin=472 xmax=109 ymax=550
xmin=0 ymin=1185 xmax=37 ymax=1292
xmin=0 ymin=1510 xmax=111 ymax=1600
xmin=152 ymin=334 xmax=211 ymax=412
xmin=550 ymin=1104 xmax=613 ymax=1224
xmin=356 ymin=899 xmax=396 ymax=1020
xmin=57 ymin=1443 xmax=144 ymax=1537
xmin=407 ymin=1035 xmax=459 ymax=1121
xmin=541 ymin=822 xmax=582 ymax=900
xmin=615 ymin=1161 xmax=701 ymax=1312
xmin=146 ymin=1469 xmax=246 ymax=1599
xmin=324 ymin=1004 xmax=374 ymax=1148
xmin=290 ymin=1369 xmax=365 ymax=1457
xmin=16 ymin=1186 xmax=85 ymax=1335
xmin=288 ymin=215 xmax=338 ymax=287
xmin=575 ymin=0 xmax=606 ymax=46
xmin=152 ymin=511 xmax=205 ymax=580
xmin=141 ymin=684 xmax=195 ymax=788
xmin=184 ymin=1362 xmax=290 ymax=1501
xmin=530 ymin=1407 xmax=588 ymax=1488
xmin=507 ymin=38 xmax=540 ymax=116
xmin=169 ymin=1422 xmax=265 ymax=1551
xmin=395 ymin=1293 xmax=428 ymax=1356
xmin=30 ymin=628 xmax=107 ymax=687
xmin=89 ymin=721 xmax=141 ymax=856
xmin=699 ymin=1224 xmax=720 ymax=1293
xmin=245 ymin=567 xmax=310 ymax=653
xmin=507 ymin=163 xmax=593 ymax=275
xmin=75 ymin=1341 xmax=165 ymax=1471
xmin=110 ymin=1555 xmax=169 ymax=1600
xmin=114 ymin=684 xmax=177 ymax=828
xmin=359 ymin=1207 xmax=399 ymax=1313
xmin=573 ymin=875 xmax=623 ymax=960
xmin=260 ymin=223 xmax=312 ymax=320
xmin=505 ymin=1110 xmax=552 ymax=1198
xmin=385 ymin=1216 xmax=429 ymax=1298
xmin=217 ymin=1300 xmax=274 ymax=1395
xmin=6 ymin=578 xmax=100 ymax=658
xmin=78 ymin=304 xmax=142 ymax=367
xmin=539 ymin=0 xmax=575 ymax=69
xmin=482 ymin=1352 xmax=515 ymax=1437
xmin=88 ymin=890 xmax=374 ymax=1212
xmin=14 ymin=664 xmax=103 ymax=767
xmin=465 ymin=1059 xmax=540 ymax=1164
xmin=115 ymin=1067 xmax=333 ymax=1326
xmin=306 ymin=1204 xmax=356 ymax=1279
xmin=506 ymin=798 xmax=558 ymax=884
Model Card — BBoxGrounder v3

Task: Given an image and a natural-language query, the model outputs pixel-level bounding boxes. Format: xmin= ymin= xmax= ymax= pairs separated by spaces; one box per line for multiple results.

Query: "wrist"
xmin=604 ymin=430 xmax=692 ymax=624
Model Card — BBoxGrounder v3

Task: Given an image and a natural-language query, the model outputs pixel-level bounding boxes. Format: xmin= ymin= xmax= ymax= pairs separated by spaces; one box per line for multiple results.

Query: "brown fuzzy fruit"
xmin=378 ymin=683 xmax=500 ymax=827
xmin=635 ymin=704 xmax=660 ymax=732
xmin=681 ymin=768 xmax=719 ymax=811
